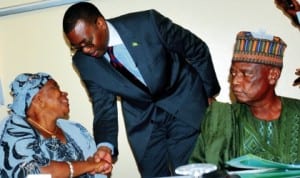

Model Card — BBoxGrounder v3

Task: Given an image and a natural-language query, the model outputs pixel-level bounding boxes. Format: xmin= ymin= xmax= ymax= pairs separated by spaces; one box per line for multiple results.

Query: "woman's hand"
xmin=92 ymin=146 xmax=113 ymax=174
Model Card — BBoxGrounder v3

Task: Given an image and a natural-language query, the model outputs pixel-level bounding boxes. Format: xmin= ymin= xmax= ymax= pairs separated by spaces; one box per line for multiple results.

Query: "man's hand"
xmin=93 ymin=146 xmax=113 ymax=174
xmin=293 ymin=68 xmax=300 ymax=87
xmin=275 ymin=0 xmax=300 ymax=26
xmin=208 ymin=97 xmax=216 ymax=105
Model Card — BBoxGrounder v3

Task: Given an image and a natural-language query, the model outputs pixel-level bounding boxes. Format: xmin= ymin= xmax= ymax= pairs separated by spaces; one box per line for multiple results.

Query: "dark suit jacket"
xmin=72 ymin=9 xmax=220 ymax=162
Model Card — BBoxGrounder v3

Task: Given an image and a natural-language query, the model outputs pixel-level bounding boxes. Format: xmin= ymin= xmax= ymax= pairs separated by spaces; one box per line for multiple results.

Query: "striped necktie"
xmin=107 ymin=46 xmax=149 ymax=93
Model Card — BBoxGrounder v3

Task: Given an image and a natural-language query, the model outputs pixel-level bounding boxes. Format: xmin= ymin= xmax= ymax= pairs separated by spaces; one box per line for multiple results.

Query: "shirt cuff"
xmin=97 ymin=142 xmax=114 ymax=155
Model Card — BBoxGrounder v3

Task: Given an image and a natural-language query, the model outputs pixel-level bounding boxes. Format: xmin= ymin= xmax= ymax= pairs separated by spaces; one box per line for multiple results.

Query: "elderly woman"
xmin=0 ymin=73 xmax=112 ymax=178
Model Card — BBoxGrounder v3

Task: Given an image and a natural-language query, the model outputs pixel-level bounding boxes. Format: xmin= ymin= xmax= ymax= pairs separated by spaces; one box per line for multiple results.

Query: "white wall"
xmin=0 ymin=0 xmax=299 ymax=177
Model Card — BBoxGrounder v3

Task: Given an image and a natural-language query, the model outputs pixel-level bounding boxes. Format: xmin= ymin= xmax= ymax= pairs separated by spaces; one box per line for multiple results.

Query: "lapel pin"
xmin=132 ymin=42 xmax=139 ymax=47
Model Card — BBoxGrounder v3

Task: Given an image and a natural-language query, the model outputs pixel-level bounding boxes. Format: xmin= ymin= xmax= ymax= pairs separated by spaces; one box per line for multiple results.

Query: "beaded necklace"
xmin=27 ymin=118 xmax=58 ymax=138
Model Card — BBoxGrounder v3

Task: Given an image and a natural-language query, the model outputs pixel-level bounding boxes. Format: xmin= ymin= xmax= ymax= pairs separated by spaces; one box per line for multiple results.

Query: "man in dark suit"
xmin=63 ymin=2 xmax=220 ymax=177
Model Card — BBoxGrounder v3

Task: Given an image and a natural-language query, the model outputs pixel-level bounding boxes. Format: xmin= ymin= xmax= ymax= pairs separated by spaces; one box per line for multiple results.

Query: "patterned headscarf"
xmin=8 ymin=72 xmax=52 ymax=118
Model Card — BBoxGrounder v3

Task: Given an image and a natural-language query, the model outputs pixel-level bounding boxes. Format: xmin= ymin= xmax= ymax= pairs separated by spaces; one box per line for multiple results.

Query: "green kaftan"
xmin=189 ymin=97 xmax=300 ymax=168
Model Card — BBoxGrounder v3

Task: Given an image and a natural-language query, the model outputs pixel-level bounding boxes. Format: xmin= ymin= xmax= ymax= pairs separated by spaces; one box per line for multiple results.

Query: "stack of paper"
xmin=27 ymin=175 xmax=51 ymax=178
xmin=226 ymin=154 xmax=300 ymax=178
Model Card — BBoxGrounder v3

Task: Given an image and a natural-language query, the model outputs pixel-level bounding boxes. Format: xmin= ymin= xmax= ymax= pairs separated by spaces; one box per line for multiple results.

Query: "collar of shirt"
xmin=106 ymin=21 xmax=123 ymax=46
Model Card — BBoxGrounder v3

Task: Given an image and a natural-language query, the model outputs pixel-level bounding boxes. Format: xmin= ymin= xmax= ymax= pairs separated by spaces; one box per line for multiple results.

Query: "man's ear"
xmin=268 ymin=67 xmax=281 ymax=85
xmin=96 ymin=17 xmax=106 ymax=28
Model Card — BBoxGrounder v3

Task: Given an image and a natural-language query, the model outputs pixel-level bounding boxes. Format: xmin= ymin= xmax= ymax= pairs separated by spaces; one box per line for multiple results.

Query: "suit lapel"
xmin=110 ymin=20 xmax=155 ymax=94
xmin=97 ymin=52 xmax=151 ymax=99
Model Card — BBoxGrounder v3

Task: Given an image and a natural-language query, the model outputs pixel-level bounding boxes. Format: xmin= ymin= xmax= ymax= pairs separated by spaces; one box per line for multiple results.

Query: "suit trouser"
xmin=137 ymin=109 xmax=200 ymax=178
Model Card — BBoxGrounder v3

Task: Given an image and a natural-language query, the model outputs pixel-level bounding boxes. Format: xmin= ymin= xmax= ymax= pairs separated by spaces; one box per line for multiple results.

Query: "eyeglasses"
xmin=69 ymin=25 xmax=97 ymax=56
xmin=68 ymin=18 xmax=105 ymax=56
xmin=70 ymin=38 xmax=95 ymax=54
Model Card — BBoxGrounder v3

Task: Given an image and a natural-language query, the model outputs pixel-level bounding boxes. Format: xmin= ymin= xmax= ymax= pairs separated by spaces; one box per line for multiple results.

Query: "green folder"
xmin=226 ymin=154 xmax=300 ymax=178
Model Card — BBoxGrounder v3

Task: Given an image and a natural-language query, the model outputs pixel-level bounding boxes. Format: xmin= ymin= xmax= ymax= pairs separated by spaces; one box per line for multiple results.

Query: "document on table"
xmin=27 ymin=174 xmax=51 ymax=178
xmin=226 ymin=154 xmax=300 ymax=178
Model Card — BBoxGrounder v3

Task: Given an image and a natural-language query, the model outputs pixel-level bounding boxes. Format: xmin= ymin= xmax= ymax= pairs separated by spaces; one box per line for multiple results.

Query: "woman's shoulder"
xmin=57 ymin=119 xmax=97 ymax=155
xmin=57 ymin=119 xmax=90 ymax=133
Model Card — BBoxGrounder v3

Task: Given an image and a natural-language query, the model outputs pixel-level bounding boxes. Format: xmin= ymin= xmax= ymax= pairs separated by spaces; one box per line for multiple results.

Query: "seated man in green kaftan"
xmin=189 ymin=31 xmax=300 ymax=169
